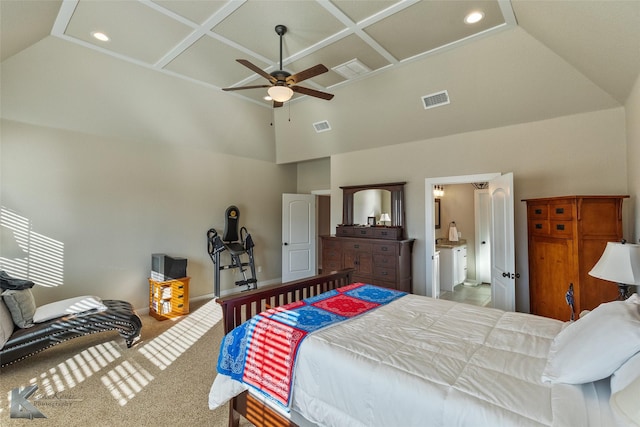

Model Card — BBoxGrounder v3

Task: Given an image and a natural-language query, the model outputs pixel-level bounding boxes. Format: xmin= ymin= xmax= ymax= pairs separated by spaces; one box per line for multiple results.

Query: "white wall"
xmin=274 ymin=27 xmax=619 ymax=164
xmin=0 ymin=120 xmax=297 ymax=310
xmin=296 ymin=157 xmax=330 ymax=193
xmin=330 ymin=107 xmax=629 ymax=312
xmin=626 ymin=74 xmax=640 ymax=243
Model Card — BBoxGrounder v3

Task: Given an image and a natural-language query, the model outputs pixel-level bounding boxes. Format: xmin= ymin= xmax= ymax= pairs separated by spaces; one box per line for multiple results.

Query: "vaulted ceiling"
xmin=2 ymin=1 xmax=639 ymax=163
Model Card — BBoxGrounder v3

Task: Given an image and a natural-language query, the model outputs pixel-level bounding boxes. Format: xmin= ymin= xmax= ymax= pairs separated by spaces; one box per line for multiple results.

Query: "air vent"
xmin=313 ymin=120 xmax=331 ymax=133
xmin=422 ymin=90 xmax=450 ymax=110
xmin=332 ymin=59 xmax=371 ymax=80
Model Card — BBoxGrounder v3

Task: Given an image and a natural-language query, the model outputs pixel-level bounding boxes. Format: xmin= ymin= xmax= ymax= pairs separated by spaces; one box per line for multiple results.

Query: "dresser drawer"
xmin=528 ymin=204 xmax=548 ymax=220
xmin=322 ymin=238 xmax=341 ymax=249
xmin=353 ymin=227 xmax=374 ymax=238
xmin=324 ymin=247 xmax=342 ymax=261
xmin=550 ymin=221 xmax=573 ymax=237
xmin=549 ymin=204 xmax=574 ymax=220
xmin=343 ymin=241 xmax=373 ymax=252
xmin=336 ymin=226 xmax=355 ymax=237
xmin=529 ymin=220 xmax=549 ymax=236
xmin=373 ymin=242 xmax=398 ymax=256
xmin=373 ymin=265 xmax=396 ymax=281
xmin=373 ymin=253 xmax=397 ymax=268
xmin=372 ymin=227 xmax=401 ymax=240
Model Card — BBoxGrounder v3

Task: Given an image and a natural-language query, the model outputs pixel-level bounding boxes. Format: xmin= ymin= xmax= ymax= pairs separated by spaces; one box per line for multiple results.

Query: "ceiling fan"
xmin=222 ymin=25 xmax=334 ymax=108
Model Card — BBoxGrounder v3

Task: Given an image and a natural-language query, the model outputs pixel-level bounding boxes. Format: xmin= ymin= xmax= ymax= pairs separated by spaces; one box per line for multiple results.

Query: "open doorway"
xmin=434 ymin=183 xmax=492 ymax=307
xmin=425 ymin=173 xmax=516 ymax=312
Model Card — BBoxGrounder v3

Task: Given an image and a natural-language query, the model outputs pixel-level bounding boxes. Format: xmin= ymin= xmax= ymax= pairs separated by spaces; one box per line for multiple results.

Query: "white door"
xmin=474 ymin=189 xmax=491 ymax=283
xmin=489 ymin=173 xmax=515 ymax=311
xmin=282 ymin=194 xmax=316 ymax=283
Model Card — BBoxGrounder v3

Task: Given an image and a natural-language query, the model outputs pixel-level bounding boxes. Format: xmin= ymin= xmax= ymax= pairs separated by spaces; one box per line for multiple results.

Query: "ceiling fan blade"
xmin=273 ymin=101 xmax=284 ymax=108
xmin=222 ymin=84 xmax=271 ymax=91
xmin=236 ymin=59 xmax=277 ymax=84
xmin=291 ymin=85 xmax=334 ymax=100
xmin=286 ymin=64 xmax=329 ymax=85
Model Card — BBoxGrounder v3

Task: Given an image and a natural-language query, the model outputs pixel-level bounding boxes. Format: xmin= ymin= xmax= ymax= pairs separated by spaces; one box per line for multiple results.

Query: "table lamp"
xmin=588 ymin=241 xmax=640 ymax=300
xmin=379 ymin=213 xmax=391 ymax=226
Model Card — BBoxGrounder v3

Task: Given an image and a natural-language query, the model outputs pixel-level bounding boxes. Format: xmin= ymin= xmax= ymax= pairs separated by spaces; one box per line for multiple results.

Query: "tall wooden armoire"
xmin=523 ymin=195 xmax=628 ymax=321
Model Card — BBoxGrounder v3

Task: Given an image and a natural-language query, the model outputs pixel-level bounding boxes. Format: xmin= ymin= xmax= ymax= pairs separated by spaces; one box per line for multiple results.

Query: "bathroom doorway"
xmin=425 ymin=173 xmax=515 ymax=311
xmin=432 ymin=183 xmax=491 ymax=306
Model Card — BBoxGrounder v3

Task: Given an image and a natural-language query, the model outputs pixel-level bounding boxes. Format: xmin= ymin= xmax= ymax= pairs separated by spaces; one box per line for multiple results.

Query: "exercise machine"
xmin=207 ymin=206 xmax=257 ymax=296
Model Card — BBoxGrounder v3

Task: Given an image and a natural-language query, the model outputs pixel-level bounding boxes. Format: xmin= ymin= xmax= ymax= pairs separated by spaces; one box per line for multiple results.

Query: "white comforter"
xmin=210 ymin=295 xmax=616 ymax=426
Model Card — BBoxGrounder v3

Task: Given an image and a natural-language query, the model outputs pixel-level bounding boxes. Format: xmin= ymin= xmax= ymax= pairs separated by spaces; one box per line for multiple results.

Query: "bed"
xmin=209 ymin=269 xmax=640 ymax=427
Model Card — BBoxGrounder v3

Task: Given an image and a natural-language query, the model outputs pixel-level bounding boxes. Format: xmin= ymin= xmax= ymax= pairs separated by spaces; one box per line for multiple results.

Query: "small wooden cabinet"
xmin=321 ymin=236 xmax=414 ymax=293
xmin=149 ymin=276 xmax=190 ymax=320
xmin=523 ymin=195 xmax=628 ymax=321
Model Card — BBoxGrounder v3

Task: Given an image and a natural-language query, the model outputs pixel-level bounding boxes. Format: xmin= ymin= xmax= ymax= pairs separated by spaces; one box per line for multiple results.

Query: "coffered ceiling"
xmin=1 ymin=1 xmax=639 ymax=163
xmin=10 ymin=0 xmax=516 ymax=107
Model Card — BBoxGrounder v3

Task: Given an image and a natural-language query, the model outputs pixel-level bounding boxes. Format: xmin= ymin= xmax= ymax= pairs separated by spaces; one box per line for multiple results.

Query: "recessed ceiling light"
xmin=91 ymin=31 xmax=110 ymax=42
xmin=464 ymin=11 xmax=484 ymax=24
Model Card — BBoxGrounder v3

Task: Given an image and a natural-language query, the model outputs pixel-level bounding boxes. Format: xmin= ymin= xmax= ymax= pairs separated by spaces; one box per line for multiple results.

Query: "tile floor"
xmin=439 ymin=283 xmax=491 ymax=307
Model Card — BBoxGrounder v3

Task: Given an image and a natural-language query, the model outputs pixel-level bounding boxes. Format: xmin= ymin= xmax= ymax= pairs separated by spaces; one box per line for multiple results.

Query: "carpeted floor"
xmin=0 ymin=298 xmax=239 ymax=426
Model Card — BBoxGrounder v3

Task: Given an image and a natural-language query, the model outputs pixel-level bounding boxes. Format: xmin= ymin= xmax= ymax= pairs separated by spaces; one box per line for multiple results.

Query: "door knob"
xmin=283 ymin=242 xmax=288 ymax=246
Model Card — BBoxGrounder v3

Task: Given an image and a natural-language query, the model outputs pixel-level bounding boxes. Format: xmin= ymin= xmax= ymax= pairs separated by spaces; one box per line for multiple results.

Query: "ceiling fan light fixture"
xmin=268 ymin=86 xmax=293 ymax=102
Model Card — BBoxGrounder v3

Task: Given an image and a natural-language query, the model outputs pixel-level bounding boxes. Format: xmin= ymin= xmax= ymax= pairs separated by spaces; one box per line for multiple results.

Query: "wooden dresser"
xmin=321 ymin=233 xmax=414 ymax=293
xmin=523 ymin=195 xmax=628 ymax=321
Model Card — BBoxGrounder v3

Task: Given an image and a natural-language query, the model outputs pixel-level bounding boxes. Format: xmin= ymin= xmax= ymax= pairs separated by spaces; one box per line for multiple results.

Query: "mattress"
xmin=210 ymin=295 xmax=619 ymax=426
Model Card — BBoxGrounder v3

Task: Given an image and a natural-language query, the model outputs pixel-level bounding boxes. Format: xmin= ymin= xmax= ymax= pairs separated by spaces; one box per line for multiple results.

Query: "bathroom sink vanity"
xmin=437 ymin=240 xmax=467 ymax=292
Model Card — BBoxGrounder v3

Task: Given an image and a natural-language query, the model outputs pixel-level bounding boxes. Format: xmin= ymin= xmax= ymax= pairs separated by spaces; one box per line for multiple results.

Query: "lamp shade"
xmin=267 ymin=86 xmax=293 ymax=102
xmin=380 ymin=213 xmax=391 ymax=222
xmin=588 ymin=242 xmax=640 ymax=285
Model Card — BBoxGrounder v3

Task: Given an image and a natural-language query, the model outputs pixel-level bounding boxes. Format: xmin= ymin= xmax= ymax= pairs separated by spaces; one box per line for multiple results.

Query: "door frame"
xmin=425 ymin=173 xmax=501 ymax=298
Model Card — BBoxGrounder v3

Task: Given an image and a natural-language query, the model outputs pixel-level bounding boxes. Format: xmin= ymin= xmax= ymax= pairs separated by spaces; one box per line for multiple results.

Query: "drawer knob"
xmin=556 ymin=224 xmax=565 ymax=231
xmin=556 ymin=208 xmax=564 ymax=214
xmin=535 ymin=223 xmax=543 ymax=229
xmin=535 ymin=209 xmax=542 ymax=214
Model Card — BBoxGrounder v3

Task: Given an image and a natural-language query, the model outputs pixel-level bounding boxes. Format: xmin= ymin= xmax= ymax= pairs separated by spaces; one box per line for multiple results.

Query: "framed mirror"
xmin=434 ymin=198 xmax=441 ymax=229
xmin=341 ymin=182 xmax=406 ymax=228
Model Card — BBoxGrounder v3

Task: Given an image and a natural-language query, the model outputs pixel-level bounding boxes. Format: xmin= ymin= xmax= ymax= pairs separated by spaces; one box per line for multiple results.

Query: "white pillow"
xmin=610 ymin=352 xmax=640 ymax=426
xmin=33 ymin=296 xmax=107 ymax=323
xmin=541 ymin=300 xmax=640 ymax=384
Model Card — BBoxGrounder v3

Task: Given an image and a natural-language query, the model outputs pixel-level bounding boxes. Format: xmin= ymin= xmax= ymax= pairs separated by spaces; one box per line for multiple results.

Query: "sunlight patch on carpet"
xmin=101 ymin=360 xmax=155 ymax=406
xmin=32 ymin=341 xmax=122 ymax=397
xmin=138 ymin=299 xmax=222 ymax=370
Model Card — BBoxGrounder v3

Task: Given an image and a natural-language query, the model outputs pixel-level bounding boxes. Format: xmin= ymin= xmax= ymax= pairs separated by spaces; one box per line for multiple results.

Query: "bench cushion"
xmin=33 ymin=295 xmax=107 ymax=323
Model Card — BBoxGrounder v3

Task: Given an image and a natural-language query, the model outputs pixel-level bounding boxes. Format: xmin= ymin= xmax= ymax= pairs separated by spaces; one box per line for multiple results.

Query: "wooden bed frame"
xmin=216 ymin=268 xmax=354 ymax=427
